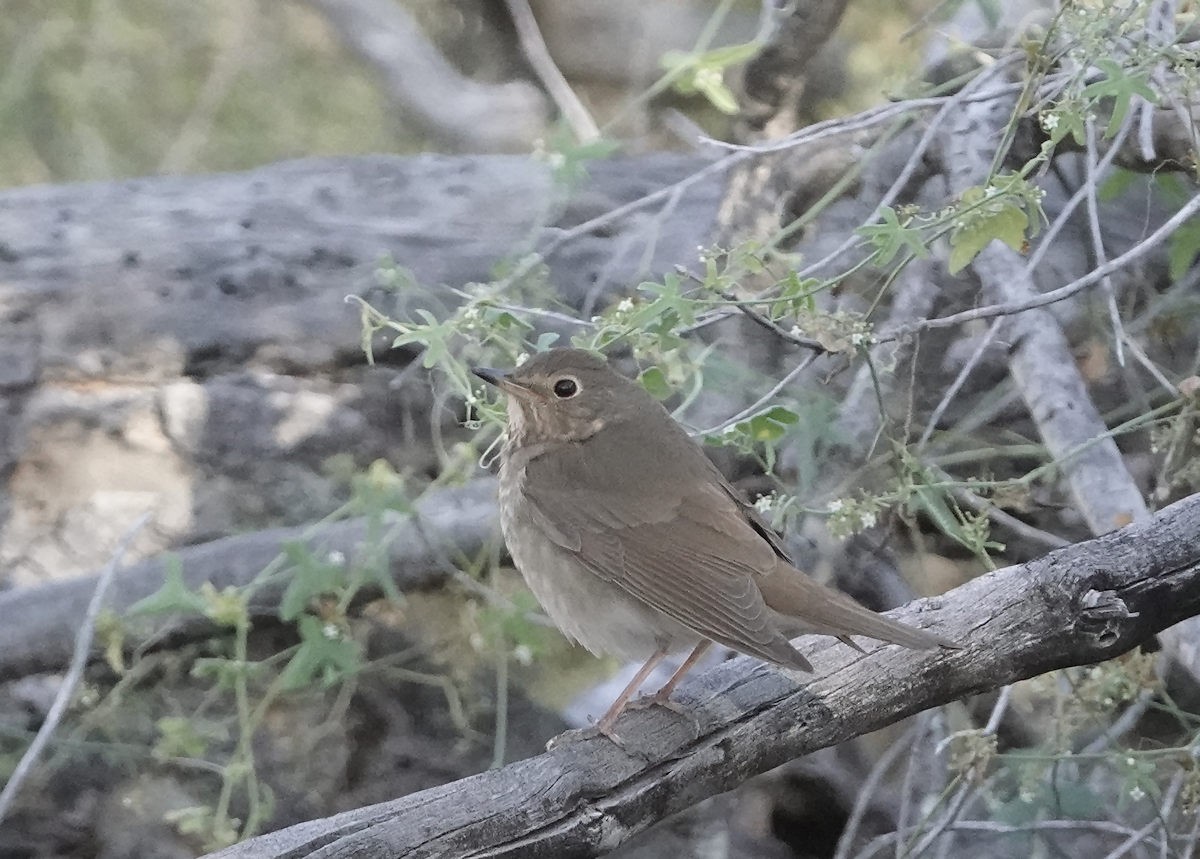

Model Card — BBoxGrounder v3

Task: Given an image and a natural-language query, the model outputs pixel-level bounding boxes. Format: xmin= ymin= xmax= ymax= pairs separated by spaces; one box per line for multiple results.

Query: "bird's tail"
xmin=760 ymin=563 xmax=960 ymax=651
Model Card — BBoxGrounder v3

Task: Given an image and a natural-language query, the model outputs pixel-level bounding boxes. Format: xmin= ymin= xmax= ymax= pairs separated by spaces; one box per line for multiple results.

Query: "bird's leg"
xmin=594 ymin=647 xmax=669 ymax=739
xmin=630 ymin=640 xmax=712 ymax=714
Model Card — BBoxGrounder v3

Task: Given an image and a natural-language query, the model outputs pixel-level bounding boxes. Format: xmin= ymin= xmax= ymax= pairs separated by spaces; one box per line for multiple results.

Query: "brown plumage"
xmin=474 ymin=348 xmax=959 ymax=737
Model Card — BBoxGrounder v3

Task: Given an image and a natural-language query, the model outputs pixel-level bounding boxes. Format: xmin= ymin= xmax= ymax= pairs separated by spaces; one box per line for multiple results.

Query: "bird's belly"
xmin=499 ymin=475 xmax=697 ymax=661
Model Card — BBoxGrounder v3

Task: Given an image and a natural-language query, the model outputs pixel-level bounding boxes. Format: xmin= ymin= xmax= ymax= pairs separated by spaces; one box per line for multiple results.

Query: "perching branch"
xmin=207 ymin=491 xmax=1200 ymax=859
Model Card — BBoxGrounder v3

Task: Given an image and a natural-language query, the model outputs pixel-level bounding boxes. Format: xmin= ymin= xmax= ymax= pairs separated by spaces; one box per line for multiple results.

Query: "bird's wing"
xmin=521 ymin=422 xmax=812 ymax=670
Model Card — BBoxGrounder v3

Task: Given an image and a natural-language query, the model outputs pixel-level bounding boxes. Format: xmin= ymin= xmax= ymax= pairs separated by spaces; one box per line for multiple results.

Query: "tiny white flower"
xmin=327 ymin=550 xmax=346 ymax=566
xmin=827 ymin=499 xmax=845 ymax=513
xmin=617 ymin=298 xmax=634 ymax=313
xmin=754 ymin=495 xmax=774 ymax=514
xmin=1041 ymin=112 xmax=1059 ymax=131
xmin=515 ymin=352 xmax=530 ymax=366
xmin=513 ymin=644 xmax=533 ymax=666
xmin=1129 ymin=785 xmax=1146 ymax=801
xmin=789 ymin=325 xmax=804 ymax=338
xmin=859 ymin=510 xmax=878 ymax=529
xmin=322 ymin=623 xmax=340 ymax=640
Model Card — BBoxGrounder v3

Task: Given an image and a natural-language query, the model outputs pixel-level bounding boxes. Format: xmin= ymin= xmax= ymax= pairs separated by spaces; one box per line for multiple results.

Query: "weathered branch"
xmin=208 ymin=492 xmax=1200 ymax=859
xmin=0 ymin=480 xmax=497 ymax=682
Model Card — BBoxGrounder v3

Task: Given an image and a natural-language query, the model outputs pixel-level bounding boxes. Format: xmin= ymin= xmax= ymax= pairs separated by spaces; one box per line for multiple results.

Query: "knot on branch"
xmin=1077 ymin=588 xmax=1139 ymax=647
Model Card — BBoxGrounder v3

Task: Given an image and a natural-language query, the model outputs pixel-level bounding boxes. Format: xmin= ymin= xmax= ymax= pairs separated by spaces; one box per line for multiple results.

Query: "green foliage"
xmin=947 ymin=175 xmax=1045 ymax=274
xmin=277 ymin=615 xmax=361 ymax=690
xmin=659 ymin=42 xmax=759 ymax=114
xmin=1081 ymin=59 xmax=1158 ymax=139
xmin=535 ymin=124 xmax=622 ymax=189
xmin=858 ymin=205 xmax=931 ymax=265
xmin=0 ymin=1 xmax=405 ymax=185
xmin=127 ymin=558 xmax=207 ymax=616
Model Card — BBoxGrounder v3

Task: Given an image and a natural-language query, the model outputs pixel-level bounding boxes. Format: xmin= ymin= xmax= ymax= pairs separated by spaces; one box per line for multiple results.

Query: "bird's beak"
xmin=471 ymin=367 xmax=539 ymax=401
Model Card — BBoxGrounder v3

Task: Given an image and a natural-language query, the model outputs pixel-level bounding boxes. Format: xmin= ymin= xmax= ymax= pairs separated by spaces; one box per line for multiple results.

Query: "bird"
xmin=473 ymin=348 xmax=959 ymax=738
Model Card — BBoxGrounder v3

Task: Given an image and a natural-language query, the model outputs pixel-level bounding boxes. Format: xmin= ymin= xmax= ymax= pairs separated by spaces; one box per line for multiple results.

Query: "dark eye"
xmin=552 ymin=378 xmax=578 ymax=398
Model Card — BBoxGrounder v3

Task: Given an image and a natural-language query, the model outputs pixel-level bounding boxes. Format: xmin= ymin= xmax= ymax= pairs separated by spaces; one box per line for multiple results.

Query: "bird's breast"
xmin=496 ymin=454 xmax=697 ymax=661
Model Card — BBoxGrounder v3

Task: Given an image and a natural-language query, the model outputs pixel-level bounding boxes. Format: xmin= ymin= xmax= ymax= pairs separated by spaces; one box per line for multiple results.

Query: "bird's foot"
xmin=626 ymin=691 xmax=688 ymax=716
xmin=545 ymin=720 xmax=627 ymax=751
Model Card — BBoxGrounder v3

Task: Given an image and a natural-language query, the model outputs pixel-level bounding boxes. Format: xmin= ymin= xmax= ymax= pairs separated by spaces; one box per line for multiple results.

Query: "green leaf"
xmin=1082 ymin=60 xmax=1158 ymax=138
xmin=743 ymin=406 xmax=799 ymax=442
xmin=660 ymin=43 xmax=759 ymax=115
xmin=638 ymin=366 xmax=671 ymax=399
xmin=278 ymin=615 xmax=361 ymax=690
xmin=948 ymin=189 xmax=1030 ymax=274
xmin=278 ymin=542 xmax=347 ymax=622
xmin=857 ymin=206 xmax=930 ymax=265
xmin=127 ymin=558 xmax=207 ymax=616
xmin=199 ymin=583 xmax=248 ymax=628
xmin=153 ymin=716 xmax=213 ymax=761
xmin=534 ymin=331 xmax=560 ymax=351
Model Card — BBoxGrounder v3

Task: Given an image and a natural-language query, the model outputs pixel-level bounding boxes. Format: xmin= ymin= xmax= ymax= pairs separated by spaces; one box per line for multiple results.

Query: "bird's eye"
xmin=552 ymin=377 xmax=579 ymax=398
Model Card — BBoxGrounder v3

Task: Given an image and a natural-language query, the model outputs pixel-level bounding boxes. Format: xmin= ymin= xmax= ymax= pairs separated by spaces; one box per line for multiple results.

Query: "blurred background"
xmin=0 ymin=0 xmax=937 ymax=184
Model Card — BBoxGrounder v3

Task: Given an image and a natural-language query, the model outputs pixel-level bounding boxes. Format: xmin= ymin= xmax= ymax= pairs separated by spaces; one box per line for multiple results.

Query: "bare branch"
xmin=503 ymin=0 xmax=599 ymax=143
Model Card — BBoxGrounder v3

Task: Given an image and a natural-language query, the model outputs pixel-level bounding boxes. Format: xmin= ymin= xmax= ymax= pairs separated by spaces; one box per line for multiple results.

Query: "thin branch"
xmin=0 ymin=512 xmax=152 ymax=824
xmin=503 ymin=0 xmax=599 ymax=143
xmin=896 ymin=190 xmax=1200 ymax=338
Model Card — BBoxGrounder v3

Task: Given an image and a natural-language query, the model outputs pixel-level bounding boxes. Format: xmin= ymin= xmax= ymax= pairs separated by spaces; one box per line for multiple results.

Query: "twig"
xmin=833 ymin=722 xmax=920 ymax=859
xmin=896 ymin=190 xmax=1200 ymax=338
xmin=692 ymin=355 xmax=816 ymax=437
xmin=503 ymin=0 xmax=599 ymax=143
xmin=0 ymin=512 xmax=152 ymax=824
xmin=917 ymin=318 xmax=1004 ymax=450
xmin=1084 ymin=116 xmax=1130 ymax=366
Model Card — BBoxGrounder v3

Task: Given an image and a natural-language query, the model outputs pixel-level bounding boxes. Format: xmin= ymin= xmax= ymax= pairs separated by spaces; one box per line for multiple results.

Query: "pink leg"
xmin=596 ymin=648 xmax=668 ymax=737
xmin=648 ymin=640 xmax=712 ymax=704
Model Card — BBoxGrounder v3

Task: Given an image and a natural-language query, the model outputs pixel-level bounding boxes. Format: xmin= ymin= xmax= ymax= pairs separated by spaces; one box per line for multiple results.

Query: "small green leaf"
xmin=1082 ymin=59 xmax=1158 ymax=138
xmin=153 ymin=716 xmax=213 ymax=761
xmin=278 ymin=542 xmax=347 ymax=622
xmin=127 ymin=558 xmax=207 ymax=617
xmin=534 ymin=331 xmax=560 ymax=351
xmin=199 ymin=583 xmax=248 ymax=628
xmin=278 ymin=616 xmax=361 ymax=690
xmin=948 ymin=193 xmax=1030 ymax=274
xmin=858 ymin=206 xmax=930 ymax=265
xmin=638 ymin=366 xmax=671 ymax=399
xmin=743 ymin=406 xmax=799 ymax=442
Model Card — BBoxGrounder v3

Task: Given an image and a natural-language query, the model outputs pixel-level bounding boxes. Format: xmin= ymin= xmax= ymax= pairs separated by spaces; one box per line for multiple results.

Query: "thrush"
xmin=474 ymin=348 xmax=958 ymax=737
